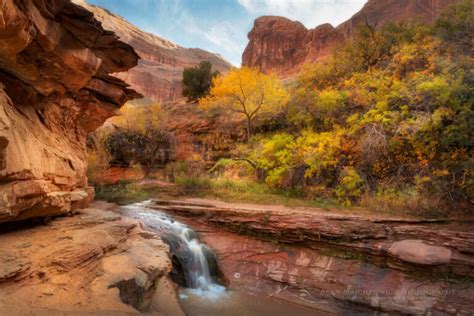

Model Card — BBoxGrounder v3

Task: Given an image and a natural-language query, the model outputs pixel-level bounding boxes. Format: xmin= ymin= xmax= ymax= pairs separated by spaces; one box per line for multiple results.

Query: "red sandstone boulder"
xmin=388 ymin=239 xmax=452 ymax=265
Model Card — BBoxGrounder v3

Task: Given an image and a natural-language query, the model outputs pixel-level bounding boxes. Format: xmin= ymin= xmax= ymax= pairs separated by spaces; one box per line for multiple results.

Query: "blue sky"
xmin=87 ymin=0 xmax=367 ymax=66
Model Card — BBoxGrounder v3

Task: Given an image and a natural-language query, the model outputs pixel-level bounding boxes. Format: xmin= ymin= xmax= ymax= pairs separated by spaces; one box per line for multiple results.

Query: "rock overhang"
xmin=0 ymin=0 xmax=142 ymax=223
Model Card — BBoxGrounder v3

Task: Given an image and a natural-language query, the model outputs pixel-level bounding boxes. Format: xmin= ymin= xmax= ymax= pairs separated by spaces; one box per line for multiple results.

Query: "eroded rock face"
xmin=242 ymin=0 xmax=459 ymax=77
xmin=242 ymin=16 xmax=343 ymax=78
xmin=0 ymin=203 xmax=184 ymax=315
xmin=74 ymin=0 xmax=232 ymax=103
xmin=337 ymin=0 xmax=458 ymax=38
xmin=0 ymin=0 xmax=141 ymax=223
xmin=196 ymin=229 xmax=474 ymax=315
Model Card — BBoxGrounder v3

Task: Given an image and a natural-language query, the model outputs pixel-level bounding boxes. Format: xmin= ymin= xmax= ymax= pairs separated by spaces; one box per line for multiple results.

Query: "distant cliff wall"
xmin=242 ymin=0 xmax=459 ymax=77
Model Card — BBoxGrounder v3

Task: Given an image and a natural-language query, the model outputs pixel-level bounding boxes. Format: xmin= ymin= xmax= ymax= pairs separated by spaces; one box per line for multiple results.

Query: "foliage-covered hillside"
xmin=208 ymin=0 xmax=473 ymax=211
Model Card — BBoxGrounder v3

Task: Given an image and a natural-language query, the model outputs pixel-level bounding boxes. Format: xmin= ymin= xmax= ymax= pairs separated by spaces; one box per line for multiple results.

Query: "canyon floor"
xmin=1 ymin=198 xmax=473 ymax=315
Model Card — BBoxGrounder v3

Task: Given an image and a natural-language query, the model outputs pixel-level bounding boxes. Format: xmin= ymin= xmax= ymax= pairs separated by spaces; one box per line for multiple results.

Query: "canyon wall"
xmin=75 ymin=0 xmax=232 ymax=103
xmin=242 ymin=0 xmax=460 ymax=77
xmin=0 ymin=0 xmax=141 ymax=223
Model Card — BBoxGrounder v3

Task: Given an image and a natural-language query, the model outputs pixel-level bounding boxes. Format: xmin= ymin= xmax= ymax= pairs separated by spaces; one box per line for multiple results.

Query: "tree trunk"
xmin=246 ymin=118 xmax=252 ymax=143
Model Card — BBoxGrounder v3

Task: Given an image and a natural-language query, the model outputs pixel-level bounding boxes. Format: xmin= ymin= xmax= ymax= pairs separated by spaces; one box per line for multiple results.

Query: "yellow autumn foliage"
xmin=199 ymin=67 xmax=289 ymax=139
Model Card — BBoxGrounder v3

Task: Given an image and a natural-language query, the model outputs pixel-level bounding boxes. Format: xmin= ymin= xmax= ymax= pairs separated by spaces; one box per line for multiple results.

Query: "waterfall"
xmin=120 ymin=201 xmax=225 ymax=298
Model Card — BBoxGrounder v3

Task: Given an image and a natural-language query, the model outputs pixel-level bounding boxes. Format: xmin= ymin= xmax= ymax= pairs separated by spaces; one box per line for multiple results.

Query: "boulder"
xmin=388 ymin=239 xmax=452 ymax=265
xmin=0 ymin=205 xmax=184 ymax=315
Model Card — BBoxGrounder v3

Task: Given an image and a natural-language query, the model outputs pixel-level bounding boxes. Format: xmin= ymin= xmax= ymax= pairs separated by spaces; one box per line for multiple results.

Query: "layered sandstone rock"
xmin=152 ymin=199 xmax=474 ymax=314
xmin=159 ymin=101 xmax=246 ymax=163
xmin=242 ymin=0 xmax=460 ymax=77
xmin=0 ymin=0 xmax=141 ymax=223
xmin=0 ymin=203 xmax=184 ymax=315
xmin=151 ymin=199 xmax=474 ymax=276
xmin=74 ymin=0 xmax=232 ymax=103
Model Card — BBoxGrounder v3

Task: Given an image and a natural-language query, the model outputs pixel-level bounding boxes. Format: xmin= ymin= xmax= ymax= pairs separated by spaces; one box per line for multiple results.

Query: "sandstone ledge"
xmin=151 ymin=199 xmax=474 ymax=277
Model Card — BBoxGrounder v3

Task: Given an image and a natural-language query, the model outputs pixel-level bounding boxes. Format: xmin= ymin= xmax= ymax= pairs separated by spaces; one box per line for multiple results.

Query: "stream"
xmin=120 ymin=201 xmax=321 ymax=316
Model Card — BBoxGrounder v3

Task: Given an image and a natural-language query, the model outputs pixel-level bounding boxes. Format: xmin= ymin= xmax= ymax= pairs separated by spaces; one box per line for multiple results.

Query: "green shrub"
xmin=334 ymin=167 xmax=365 ymax=205
xmin=209 ymin=158 xmax=255 ymax=177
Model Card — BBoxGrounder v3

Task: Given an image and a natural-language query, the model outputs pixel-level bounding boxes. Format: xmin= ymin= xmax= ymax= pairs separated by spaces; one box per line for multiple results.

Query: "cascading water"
xmin=120 ymin=201 xmax=226 ymax=299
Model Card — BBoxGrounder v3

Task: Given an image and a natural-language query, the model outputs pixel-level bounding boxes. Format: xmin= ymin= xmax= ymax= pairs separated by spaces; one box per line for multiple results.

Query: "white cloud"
xmin=238 ymin=0 xmax=367 ymax=28
xmin=204 ymin=22 xmax=241 ymax=51
xmin=140 ymin=0 xmax=246 ymax=65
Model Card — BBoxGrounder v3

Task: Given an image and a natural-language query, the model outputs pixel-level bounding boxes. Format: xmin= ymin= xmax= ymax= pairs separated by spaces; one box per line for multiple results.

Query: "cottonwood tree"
xmin=199 ymin=67 xmax=288 ymax=141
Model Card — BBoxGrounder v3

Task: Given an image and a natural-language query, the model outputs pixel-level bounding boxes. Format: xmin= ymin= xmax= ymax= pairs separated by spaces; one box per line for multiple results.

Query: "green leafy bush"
xmin=334 ymin=167 xmax=365 ymax=205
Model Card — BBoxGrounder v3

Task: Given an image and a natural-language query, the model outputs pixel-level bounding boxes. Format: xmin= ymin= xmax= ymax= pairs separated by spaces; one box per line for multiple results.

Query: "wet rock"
xmin=150 ymin=277 xmax=185 ymax=316
xmin=177 ymin=217 xmax=474 ymax=315
xmin=153 ymin=199 xmax=474 ymax=314
xmin=152 ymin=199 xmax=474 ymax=277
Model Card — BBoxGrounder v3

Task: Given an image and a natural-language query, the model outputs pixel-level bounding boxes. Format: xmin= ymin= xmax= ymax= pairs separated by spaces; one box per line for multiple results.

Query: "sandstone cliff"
xmin=242 ymin=0 xmax=460 ymax=77
xmin=75 ymin=0 xmax=232 ymax=103
xmin=0 ymin=0 xmax=141 ymax=223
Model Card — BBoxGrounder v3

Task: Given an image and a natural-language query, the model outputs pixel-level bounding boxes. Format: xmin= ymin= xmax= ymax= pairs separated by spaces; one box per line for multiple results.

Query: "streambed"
xmin=119 ymin=201 xmax=341 ymax=315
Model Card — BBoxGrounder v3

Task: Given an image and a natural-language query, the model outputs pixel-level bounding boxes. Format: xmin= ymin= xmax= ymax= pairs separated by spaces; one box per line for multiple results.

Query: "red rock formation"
xmin=75 ymin=0 xmax=232 ymax=103
xmin=242 ymin=16 xmax=343 ymax=77
xmin=337 ymin=0 xmax=458 ymax=37
xmin=242 ymin=0 xmax=460 ymax=77
xmin=0 ymin=0 xmax=141 ymax=222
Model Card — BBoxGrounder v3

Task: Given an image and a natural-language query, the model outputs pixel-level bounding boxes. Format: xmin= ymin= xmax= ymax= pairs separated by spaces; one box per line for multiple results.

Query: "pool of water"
xmin=179 ymin=289 xmax=327 ymax=316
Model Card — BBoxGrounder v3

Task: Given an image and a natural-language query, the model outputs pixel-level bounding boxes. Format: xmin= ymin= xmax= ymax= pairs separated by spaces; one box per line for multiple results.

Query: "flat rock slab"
xmin=0 ymin=251 xmax=30 ymax=281
xmin=389 ymin=239 xmax=452 ymax=265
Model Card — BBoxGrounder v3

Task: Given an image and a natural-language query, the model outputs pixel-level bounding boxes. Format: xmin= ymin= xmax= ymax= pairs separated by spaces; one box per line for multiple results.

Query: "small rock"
xmin=388 ymin=240 xmax=452 ymax=265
